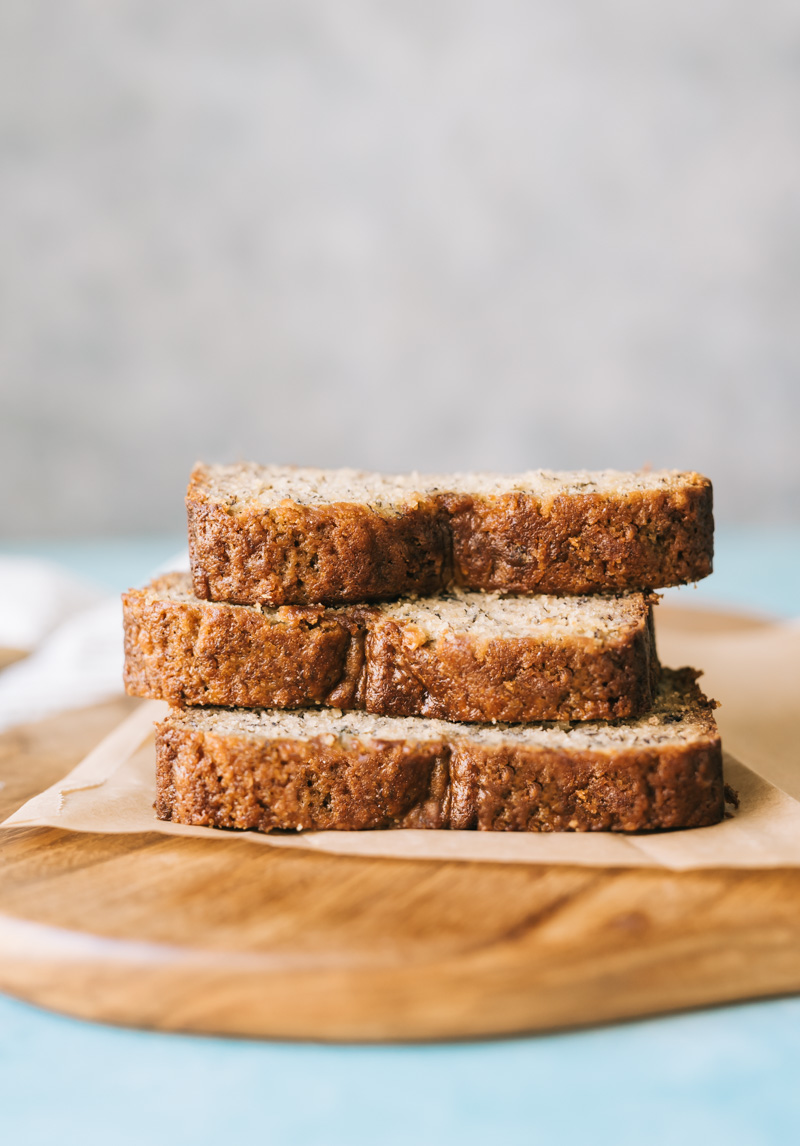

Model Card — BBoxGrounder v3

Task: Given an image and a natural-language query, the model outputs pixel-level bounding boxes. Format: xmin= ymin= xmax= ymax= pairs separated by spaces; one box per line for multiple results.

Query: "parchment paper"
xmin=3 ymin=615 xmax=798 ymax=870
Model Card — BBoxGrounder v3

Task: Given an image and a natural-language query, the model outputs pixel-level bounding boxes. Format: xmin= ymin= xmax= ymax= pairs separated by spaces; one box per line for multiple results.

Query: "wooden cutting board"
xmin=0 ymin=606 xmax=798 ymax=1042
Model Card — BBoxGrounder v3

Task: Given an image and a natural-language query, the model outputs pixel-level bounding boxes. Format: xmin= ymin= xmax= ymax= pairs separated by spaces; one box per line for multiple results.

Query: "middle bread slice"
xmin=124 ymin=573 xmax=659 ymax=723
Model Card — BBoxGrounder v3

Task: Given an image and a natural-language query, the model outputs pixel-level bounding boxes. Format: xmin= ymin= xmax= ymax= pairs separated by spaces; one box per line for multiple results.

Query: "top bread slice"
xmin=187 ymin=463 xmax=713 ymax=606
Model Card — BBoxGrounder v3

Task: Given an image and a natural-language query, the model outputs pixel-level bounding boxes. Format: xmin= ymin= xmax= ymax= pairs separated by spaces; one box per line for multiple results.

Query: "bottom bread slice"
xmin=155 ymin=668 xmax=724 ymax=833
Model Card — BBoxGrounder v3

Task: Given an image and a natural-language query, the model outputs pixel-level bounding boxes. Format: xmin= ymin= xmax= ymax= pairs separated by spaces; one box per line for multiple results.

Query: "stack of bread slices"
xmin=122 ymin=464 xmax=724 ymax=834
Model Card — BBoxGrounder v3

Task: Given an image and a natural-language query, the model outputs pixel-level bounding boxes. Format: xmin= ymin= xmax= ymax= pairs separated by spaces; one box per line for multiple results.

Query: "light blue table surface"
xmin=1 ymin=529 xmax=799 ymax=1146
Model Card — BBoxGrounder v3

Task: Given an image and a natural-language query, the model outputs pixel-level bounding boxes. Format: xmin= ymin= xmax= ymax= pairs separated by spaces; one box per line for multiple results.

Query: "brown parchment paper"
xmin=3 ymin=616 xmax=799 ymax=870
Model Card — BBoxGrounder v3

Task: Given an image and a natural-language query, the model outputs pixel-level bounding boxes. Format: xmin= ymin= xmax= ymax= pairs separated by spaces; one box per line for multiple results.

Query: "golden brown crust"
xmin=154 ymin=715 xmax=724 ymax=834
xmin=124 ymin=576 xmax=659 ymax=722
xmin=360 ymin=611 xmax=658 ymax=722
xmin=444 ymin=484 xmax=714 ymax=595
xmin=187 ymin=467 xmax=713 ymax=605
xmin=187 ymin=484 xmax=450 ymax=606
xmin=124 ymin=580 xmax=355 ymax=711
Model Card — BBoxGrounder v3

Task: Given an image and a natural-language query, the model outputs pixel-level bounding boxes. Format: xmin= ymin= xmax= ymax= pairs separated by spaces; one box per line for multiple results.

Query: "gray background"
xmin=2 ymin=0 xmax=799 ymax=537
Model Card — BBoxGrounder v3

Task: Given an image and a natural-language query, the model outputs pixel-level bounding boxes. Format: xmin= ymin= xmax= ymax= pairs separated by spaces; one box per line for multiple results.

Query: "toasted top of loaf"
xmin=144 ymin=572 xmax=650 ymax=643
xmin=171 ymin=669 xmax=715 ymax=753
xmin=190 ymin=463 xmax=709 ymax=513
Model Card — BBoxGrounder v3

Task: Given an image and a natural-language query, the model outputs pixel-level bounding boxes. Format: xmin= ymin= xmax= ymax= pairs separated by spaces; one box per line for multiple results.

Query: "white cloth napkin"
xmin=0 ymin=557 xmax=104 ymax=651
xmin=0 ymin=553 xmax=187 ymax=733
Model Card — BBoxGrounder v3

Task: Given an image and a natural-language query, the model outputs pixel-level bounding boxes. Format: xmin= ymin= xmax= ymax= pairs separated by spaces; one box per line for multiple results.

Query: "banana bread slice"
xmin=124 ymin=572 xmax=659 ymax=722
xmin=187 ymin=463 xmax=713 ymax=605
xmin=155 ymin=668 xmax=723 ymax=833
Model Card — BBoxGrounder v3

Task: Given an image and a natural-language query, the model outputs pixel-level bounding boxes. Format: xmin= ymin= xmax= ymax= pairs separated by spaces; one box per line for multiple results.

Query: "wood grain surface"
xmin=0 ymin=608 xmax=798 ymax=1042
